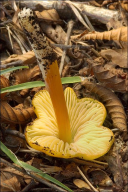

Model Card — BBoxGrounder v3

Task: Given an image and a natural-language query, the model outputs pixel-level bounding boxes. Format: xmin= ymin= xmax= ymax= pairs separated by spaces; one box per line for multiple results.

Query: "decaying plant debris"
xmin=0 ymin=1 xmax=128 ymax=192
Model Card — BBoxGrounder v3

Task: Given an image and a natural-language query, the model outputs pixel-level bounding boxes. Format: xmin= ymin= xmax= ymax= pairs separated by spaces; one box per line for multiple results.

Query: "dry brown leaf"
xmin=0 ymin=8 xmax=5 ymax=21
xmin=36 ymin=9 xmax=67 ymax=45
xmin=13 ymin=64 xmax=40 ymax=84
xmin=0 ymin=75 xmax=10 ymax=100
xmin=86 ymin=58 xmax=127 ymax=93
xmin=0 ymin=72 xmax=35 ymax=124
xmin=100 ymin=48 xmax=127 ymax=68
xmin=73 ymin=179 xmax=91 ymax=190
xmin=1 ymin=176 xmax=21 ymax=192
xmin=12 ymin=8 xmax=21 ymax=28
xmin=61 ymin=162 xmax=80 ymax=179
xmin=40 ymin=22 xmax=67 ymax=45
xmin=121 ymin=1 xmax=128 ymax=11
xmin=35 ymin=9 xmax=61 ymax=23
xmin=105 ymin=155 xmax=124 ymax=191
xmin=1 ymin=166 xmax=32 ymax=185
xmin=82 ymin=80 xmax=127 ymax=133
xmin=0 ymin=101 xmax=35 ymax=124
xmin=78 ymin=27 xmax=127 ymax=42
xmin=1 ymin=51 xmax=36 ymax=65
xmin=88 ymin=168 xmax=113 ymax=187
xmin=89 ymin=0 xmax=101 ymax=7
xmin=12 ymin=65 xmax=41 ymax=96
xmin=108 ymin=2 xmax=119 ymax=10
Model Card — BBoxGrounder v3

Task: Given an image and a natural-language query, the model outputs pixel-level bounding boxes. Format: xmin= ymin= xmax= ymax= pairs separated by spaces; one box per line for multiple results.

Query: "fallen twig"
xmin=20 ymin=180 xmax=38 ymax=192
xmin=4 ymin=129 xmax=25 ymax=140
xmin=0 ymin=60 xmax=23 ymax=69
xmin=53 ymin=44 xmax=91 ymax=50
xmin=77 ymin=166 xmax=98 ymax=192
xmin=20 ymin=1 xmax=119 ymax=25
xmin=59 ymin=20 xmax=74 ymax=75
xmin=1 ymin=51 xmax=36 ymax=65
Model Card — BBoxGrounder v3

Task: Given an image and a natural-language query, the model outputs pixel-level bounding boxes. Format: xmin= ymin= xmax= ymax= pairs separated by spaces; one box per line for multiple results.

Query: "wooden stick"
xmin=20 ymin=1 xmax=119 ymax=24
xmin=59 ymin=20 xmax=74 ymax=75
xmin=77 ymin=166 xmax=98 ymax=192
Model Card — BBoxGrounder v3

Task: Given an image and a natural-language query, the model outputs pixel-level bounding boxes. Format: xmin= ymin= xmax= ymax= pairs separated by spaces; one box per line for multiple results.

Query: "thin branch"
xmin=72 ymin=158 xmax=108 ymax=169
xmin=59 ymin=20 xmax=74 ymax=75
xmin=4 ymin=129 xmax=25 ymax=140
xmin=20 ymin=180 xmax=38 ymax=192
xmin=0 ymin=60 xmax=23 ymax=69
xmin=53 ymin=44 xmax=91 ymax=50
xmin=77 ymin=166 xmax=98 ymax=192
xmin=0 ymin=19 xmax=12 ymax=26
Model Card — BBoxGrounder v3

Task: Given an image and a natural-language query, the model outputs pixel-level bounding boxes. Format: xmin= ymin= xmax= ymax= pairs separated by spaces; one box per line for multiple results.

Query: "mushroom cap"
xmin=25 ymin=87 xmax=114 ymax=160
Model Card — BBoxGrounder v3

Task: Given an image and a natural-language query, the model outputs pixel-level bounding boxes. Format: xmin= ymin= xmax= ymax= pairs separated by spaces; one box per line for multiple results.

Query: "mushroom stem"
xmin=45 ymin=60 xmax=72 ymax=143
xmin=18 ymin=8 xmax=72 ymax=143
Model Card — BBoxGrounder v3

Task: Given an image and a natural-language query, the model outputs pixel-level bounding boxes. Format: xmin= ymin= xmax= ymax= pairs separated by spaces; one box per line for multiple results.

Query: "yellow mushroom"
xmin=18 ymin=8 xmax=114 ymax=160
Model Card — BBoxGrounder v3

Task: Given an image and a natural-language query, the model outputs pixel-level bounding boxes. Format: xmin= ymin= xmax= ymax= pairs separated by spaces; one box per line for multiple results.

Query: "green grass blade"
xmin=0 ymin=66 xmax=29 ymax=75
xmin=1 ymin=76 xmax=81 ymax=94
xmin=0 ymin=141 xmax=73 ymax=192
xmin=61 ymin=76 xmax=81 ymax=84
xmin=1 ymin=81 xmax=45 ymax=94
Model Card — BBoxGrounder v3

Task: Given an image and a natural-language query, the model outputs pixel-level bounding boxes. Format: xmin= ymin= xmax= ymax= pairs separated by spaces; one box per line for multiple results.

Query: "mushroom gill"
xmin=25 ymin=87 xmax=114 ymax=160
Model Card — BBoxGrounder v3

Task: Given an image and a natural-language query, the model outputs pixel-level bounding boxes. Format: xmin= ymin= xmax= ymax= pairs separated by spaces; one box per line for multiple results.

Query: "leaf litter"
xmin=0 ymin=0 xmax=128 ymax=192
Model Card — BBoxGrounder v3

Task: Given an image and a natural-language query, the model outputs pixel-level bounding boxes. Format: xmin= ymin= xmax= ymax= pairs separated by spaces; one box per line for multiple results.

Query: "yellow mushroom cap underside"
xmin=25 ymin=87 xmax=114 ymax=160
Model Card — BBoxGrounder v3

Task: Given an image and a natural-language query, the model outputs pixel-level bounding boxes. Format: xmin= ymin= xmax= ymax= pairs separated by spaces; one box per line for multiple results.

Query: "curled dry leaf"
xmin=82 ymin=80 xmax=127 ymax=133
xmin=0 ymin=101 xmax=35 ymax=124
xmin=77 ymin=27 xmax=127 ymax=42
xmin=0 ymin=75 xmax=10 ymax=100
xmin=1 ymin=51 xmax=36 ymax=65
xmin=13 ymin=65 xmax=40 ymax=84
xmin=100 ymin=48 xmax=127 ymax=68
xmin=12 ymin=65 xmax=41 ymax=96
xmin=0 ymin=74 xmax=35 ymax=124
xmin=86 ymin=58 xmax=127 ymax=93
